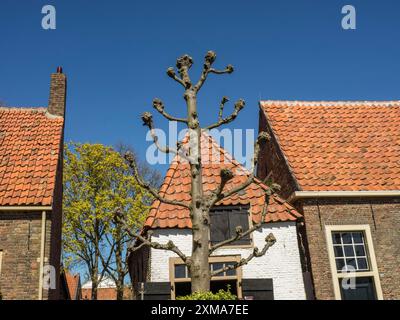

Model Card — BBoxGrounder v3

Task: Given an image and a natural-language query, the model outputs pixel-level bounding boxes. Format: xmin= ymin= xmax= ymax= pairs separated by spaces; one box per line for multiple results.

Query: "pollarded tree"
xmin=123 ymin=51 xmax=278 ymax=293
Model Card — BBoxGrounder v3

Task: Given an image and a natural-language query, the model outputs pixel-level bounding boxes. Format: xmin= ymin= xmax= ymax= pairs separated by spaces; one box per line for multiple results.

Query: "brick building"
xmin=258 ymin=100 xmax=400 ymax=300
xmin=0 ymin=68 xmax=66 ymax=300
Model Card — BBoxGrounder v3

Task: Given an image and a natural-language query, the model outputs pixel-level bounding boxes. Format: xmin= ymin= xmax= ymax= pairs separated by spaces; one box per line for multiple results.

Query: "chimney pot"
xmin=56 ymin=66 xmax=63 ymax=74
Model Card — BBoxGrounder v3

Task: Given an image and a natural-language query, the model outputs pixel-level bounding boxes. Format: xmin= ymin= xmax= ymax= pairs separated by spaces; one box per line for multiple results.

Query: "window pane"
xmin=336 ymin=258 xmax=346 ymax=272
xmin=333 ymin=246 xmax=344 ymax=257
xmin=225 ymin=263 xmax=236 ymax=276
xmin=209 ymin=211 xmax=230 ymax=245
xmin=339 ymin=277 xmax=377 ymax=300
xmin=228 ymin=207 xmax=251 ymax=245
xmin=332 ymin=233 xmax=342 ymax=244
xmin=357 ymin=258 xmax=369 ymax=271
xmin=342 ymin=233 xmax=352 ymax=244
xmin=346 ymin=258 xmax=357 ymax=271
xmin=175 ymin=265 xmax=187 ymax=278
xmin=344 ymin=245 xmax=355 ymax=257
xmin=212 ymin=263 xmax=224 ymax=277
xmin=352 ymin=232 xmax=364 ymax=244
xmin=354 ymin=245 xmax=366 ymax=256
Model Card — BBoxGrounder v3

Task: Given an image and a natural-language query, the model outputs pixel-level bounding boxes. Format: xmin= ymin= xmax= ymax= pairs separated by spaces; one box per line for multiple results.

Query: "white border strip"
xmin=289 ymin=191 xmax=400 ymax=202
xmin=0 ymin=206 xmax=52 ymax=211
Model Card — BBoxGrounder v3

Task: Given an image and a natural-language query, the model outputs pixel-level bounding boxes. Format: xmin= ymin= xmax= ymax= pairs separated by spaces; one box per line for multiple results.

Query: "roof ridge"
xmin=0 ymin=106 xmax=47 ymax=111
xmin=260 ymin=100 xmax=400 ymax=107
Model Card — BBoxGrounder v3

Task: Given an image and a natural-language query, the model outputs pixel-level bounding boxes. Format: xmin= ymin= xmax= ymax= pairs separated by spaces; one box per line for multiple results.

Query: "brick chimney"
xmin=48 ymin=66 xmax=67 ymax=117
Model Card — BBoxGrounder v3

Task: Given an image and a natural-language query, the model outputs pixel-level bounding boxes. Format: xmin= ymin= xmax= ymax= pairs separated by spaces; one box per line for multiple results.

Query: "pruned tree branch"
xmin=124 ymin=151 xmax=191 ymax=209
xmin=208 ymin=131 xmax=271 ymax=207
xmin=141 ymin=111 xmax=193 ymax=163
xmin=141 ymin=112 xmax=179 ymax=154
xmin=194 ymin=51 xmax=234 ymax=92
xmin=210 ymin=233 xmax=276 ymax=277
xmin=166 ymin=67 xmax=187 ymax=88
xmin=176 ymin=54 xmax=193 ymax=88
xmin=121 ymin=219 xmax=188 ymax=263
xmin=205 ymin=99 xmax=245 ymax=130
xmin=218 ymin=96 xmax=229 ymax=122
xmin=152 ymin=98 xmax=188 ymax=123
xmin=208 ymin=66 xmax=234 ymax=75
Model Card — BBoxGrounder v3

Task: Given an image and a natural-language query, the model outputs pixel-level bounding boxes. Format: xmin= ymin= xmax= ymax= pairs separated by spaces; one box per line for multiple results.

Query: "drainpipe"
xmin=38 ymin=210 xmax=46 ymax=300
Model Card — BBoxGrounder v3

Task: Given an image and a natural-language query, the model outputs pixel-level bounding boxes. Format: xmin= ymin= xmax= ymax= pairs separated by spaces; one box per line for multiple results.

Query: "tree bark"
xmin=91 ymin=220 xmax=100 ymax=300
xmin=185 ymin=89 xmax=211 ymax=293
xmin=115 ymin=222 xmax=125 ymax=300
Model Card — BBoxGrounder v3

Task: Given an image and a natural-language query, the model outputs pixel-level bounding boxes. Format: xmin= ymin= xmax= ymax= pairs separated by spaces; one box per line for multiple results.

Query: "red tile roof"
xmin=260 ymin=100 xmax=400 ymax=191
xmin=0 ymin=107 xmax=64 ymax=206
xmin=81 ymin=288 xmax=132 ymax=300
xmin=145 ymin=132 xmax=302 ymax=229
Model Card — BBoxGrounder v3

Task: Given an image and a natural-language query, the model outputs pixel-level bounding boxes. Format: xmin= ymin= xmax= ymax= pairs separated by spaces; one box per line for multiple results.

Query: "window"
xmin=326 ymin=225 xmax=383 ymax=300
xmin=332 ymin=231 xmax=369 ymax=272
xmin=173 ymin=261 xmax=238 ymax=280
xmin=209 ymin=206 xmax=251 ymax=246
xmin=170 ymin=256 xmax=242 ymax=299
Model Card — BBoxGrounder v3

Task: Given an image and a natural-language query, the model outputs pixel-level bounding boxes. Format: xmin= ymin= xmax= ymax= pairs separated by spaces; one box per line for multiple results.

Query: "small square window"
xmin=357 ymin=258 xmax=369 ymax=271
xmin=334 ymin=246 xmax=344 ymax=257
xmin=211 ymin=263 xmax=224 ymax=276
xmin=346 ymin=258 xmax=357 ymax=270
xmin=344 ymin=245 xmax=355 ymax=257
xmin=332 ymin=233 xmax=342 ymax=244
xmin=352 ymin=232 xmax=364 ymax=244
xmin=175 ymin=264 xmax=187 ymax=278
xmin=225 ymin=263 xmax=236 ymax=276
xmin=342 ymin=233 xmax=352 ymax=244
xmin=336 ymin=258 xmax=346 ymax=271
xmin=354 ymin=245 xmax=366 ymax=256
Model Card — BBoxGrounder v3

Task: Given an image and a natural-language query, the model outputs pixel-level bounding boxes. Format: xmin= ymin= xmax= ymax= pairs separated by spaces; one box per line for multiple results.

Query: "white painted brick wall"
xmin=149 ymin=222 xmax=306 ymax=300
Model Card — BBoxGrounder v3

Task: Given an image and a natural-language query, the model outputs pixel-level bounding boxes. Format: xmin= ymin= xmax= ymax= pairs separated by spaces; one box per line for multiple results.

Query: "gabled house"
xmin=65 ymin=272 xmax=82 ymax=300
xmin=81 ymin=276 xmax=132 ymax=300
xmin=0 ymin=68 xmax=66 ymax=300
xmin=129 ymin=132 xmax=306 ymax=300
xmin=258 ymin=100 xmax=400 ymax=300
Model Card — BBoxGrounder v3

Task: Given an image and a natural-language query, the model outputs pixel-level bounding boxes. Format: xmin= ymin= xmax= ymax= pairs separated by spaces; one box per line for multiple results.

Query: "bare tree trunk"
xmin=91 ymin=221 xmax=100 ymax=300
xmin=115 ymin=223 xmax=125 ymax=300
xmin=185 ymin=90 xmax=211 ymax=293
xmin=91 ymin=266 xmax=98 ymax=300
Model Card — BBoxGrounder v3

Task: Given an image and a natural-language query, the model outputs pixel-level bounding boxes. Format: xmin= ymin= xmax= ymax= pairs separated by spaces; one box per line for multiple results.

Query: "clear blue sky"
xmin=1 ymin=0 xmax=400 ymax=174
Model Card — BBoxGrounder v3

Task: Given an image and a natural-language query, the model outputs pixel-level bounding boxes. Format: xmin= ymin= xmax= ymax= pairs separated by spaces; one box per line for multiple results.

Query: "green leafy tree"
xmin=63 ymin=143 xmax=151 ymax=300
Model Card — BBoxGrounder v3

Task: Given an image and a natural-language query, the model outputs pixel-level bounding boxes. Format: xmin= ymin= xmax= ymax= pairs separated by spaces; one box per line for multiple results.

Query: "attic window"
xmin=209 ymin=206 xmax=251 ymax=246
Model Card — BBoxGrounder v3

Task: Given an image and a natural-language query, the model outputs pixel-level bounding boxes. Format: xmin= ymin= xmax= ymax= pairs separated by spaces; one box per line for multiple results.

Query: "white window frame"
xmin=0 ymin=250 xmax=3 ymax=275
xmin=325 ymin=225 xmax=383 ymax=300
xmin=169 ymin=255 xmax=243 ymax=300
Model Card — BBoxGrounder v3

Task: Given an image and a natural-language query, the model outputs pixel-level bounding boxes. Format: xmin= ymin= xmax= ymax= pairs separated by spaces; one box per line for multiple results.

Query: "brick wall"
xmin=0 ymin=212 xmax=41 ymax=299
xmin=298 ymin=197 xmax=400 ymax=300
xmin=0 ymin=153 xmax=63 ymax=300
xmin=257 ymin=109 xmax=298 ymax=199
